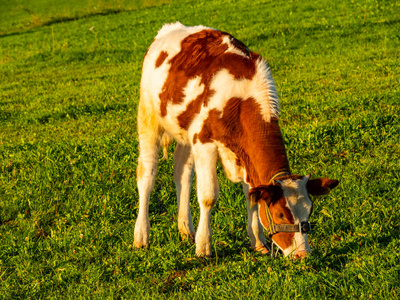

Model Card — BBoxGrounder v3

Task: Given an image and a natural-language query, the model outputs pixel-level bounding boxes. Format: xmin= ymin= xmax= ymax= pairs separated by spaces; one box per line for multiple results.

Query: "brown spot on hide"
xmin=192 ymin=133 xmax=198 ymax=144
xmin=221 ymin=32 xmax=252 ymax=58
xmin=198 ymin=97 xmax=290 ymax=187
xmin=203 ymin=198 xmax=216 ymax=208
xmin=270 ymin=197 xmax=294 ymax=225
xmin=272 ymin=231 xmax=295 ymax=251
xmin=178 ymin=90 xmax=215 ymax=129
xmin=155 ymin=51 xmax=169 ymax=68
xmin=159 ymin=29 xmax=259 ymax=126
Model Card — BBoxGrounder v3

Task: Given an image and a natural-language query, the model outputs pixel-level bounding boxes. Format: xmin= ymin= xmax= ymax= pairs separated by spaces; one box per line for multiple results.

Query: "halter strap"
xmin=269 ymin=170 xmax=291 ymax=184
xmin=261 ymin=204 xmax=312 ymax=236
xmin=264 ymin=203 xmax=277 ymax=236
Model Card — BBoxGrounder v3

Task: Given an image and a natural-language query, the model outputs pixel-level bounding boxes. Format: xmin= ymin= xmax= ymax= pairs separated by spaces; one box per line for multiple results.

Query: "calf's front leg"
xmin=243 ymin=183 xmax=269 ymax=254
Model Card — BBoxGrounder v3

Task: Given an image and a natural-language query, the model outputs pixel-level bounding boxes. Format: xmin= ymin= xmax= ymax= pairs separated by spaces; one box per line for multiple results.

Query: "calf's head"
xmin=249 ymin=175 xmax=339 ymax=259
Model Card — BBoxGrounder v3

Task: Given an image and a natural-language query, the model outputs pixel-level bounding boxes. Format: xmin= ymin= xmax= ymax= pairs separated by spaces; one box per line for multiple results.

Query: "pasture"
xmin=0 ymin=0 xmax=399 ymax=298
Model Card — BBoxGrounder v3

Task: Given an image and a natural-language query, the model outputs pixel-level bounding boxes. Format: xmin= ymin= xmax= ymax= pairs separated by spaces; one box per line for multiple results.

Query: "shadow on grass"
xmin=312 ymin=224 xmax=400 ymax=273
xmin=27 ymin=49 xmax=136 ymax=65
xmin=252 ymin=18 xmax=400 ymax=45
xmin=31 ymin=103 xmax=129 ymax=124
xmin=0 ymin=8 xmax=128 ymax=38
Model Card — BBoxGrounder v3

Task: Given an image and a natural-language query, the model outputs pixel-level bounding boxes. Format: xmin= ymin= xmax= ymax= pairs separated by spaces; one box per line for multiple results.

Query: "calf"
xmin=134 ymin=22 xmax=338 ymax=258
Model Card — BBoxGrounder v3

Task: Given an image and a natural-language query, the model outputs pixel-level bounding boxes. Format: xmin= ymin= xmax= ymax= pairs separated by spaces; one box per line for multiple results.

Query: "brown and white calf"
xmin=134 ymin=22 xmax=338 ymax=258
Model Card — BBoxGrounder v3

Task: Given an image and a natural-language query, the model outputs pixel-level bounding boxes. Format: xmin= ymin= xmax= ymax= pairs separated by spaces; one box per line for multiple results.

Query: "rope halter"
xmin=250 ymin=171 xmax=312 ymax=237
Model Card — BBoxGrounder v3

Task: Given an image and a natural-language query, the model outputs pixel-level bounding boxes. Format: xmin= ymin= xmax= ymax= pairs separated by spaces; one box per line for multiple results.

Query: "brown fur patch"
xmin=192 ymin=133 xmax=199 ymax=144
xmin=197 ymin=97 xmax=290 ymax=186
xmin=159 ymin=29 xmax=259 ymax=126
xmin=220 ymin=32 xmax=252 ymax=57
xmin=178 ymin=90 xmax=215 ymax=129
xmin=271 ymin=197 xmax=294 ymax=224
xmin=272 ymin=231 xmax=295 ymax=250
xmin=155 ymin=51 xmax=169 ymax=68
xmin=270 ymin=197 xmax=295 ymax=250
xmin=203 ymin=198 xmax=216 ymax=208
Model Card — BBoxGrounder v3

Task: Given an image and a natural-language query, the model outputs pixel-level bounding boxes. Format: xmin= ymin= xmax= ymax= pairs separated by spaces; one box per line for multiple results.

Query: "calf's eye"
xmin=275 ymin=212 xmax=285 ymax=220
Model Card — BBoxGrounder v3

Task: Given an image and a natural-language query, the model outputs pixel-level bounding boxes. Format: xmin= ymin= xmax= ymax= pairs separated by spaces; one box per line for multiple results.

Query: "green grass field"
xmin=1 ymin=0 xmax=399 ymax=298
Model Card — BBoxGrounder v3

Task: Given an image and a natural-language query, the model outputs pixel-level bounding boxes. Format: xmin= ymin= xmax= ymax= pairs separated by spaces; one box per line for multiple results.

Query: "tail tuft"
xmin=161 ymin=133 xmax=172 ymax=160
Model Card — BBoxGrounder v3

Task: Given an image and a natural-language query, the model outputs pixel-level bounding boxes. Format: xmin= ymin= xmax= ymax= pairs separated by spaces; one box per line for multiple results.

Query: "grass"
xmin=1 ymin=0 xmax=399 ymax=298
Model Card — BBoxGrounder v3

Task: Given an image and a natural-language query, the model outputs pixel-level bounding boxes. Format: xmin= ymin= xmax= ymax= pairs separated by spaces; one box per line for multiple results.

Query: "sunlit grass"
xmin=1 ymin=0 xmax=399 ymax=298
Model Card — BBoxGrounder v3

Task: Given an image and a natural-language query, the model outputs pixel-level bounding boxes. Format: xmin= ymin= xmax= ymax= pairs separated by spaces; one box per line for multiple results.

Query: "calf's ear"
xmin=306 ymin=178 xmax=339 ymax=196
xmin=249 ymin=185 xmax=282 ymax=208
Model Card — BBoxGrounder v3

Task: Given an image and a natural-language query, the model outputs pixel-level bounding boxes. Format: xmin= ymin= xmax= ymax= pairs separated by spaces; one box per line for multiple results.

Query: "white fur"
xmin=275 ymin=176 xmax=312 ymax=257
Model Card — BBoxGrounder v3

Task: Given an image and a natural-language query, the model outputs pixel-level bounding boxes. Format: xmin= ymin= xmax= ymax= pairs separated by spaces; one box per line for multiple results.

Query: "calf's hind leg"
xmin=192 ymin=143 xmax=219 ymax=257
xmin=133 ymin=100 xmax=162 ymax=249
xmin=243 ymin=183 xmax=269 ymax=254
xmin=174 ymin=143 xmax=196 ymax=241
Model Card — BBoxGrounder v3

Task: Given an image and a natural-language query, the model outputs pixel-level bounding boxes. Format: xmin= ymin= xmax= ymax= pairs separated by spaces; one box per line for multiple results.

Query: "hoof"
xmin=195 ymin=245 xmax=212 ymax=257
xmin=196 ymin=252 xmax=213 ymax=258
xmin=178 ymin=223 xmax=196 ymax=243
xmin=133 ymin=240 xmax=149 ymax=250
xmin=254 ymin=245 xmax=270 ymax=255
xmin=180 ymin=232 xmax=195 ymax=244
